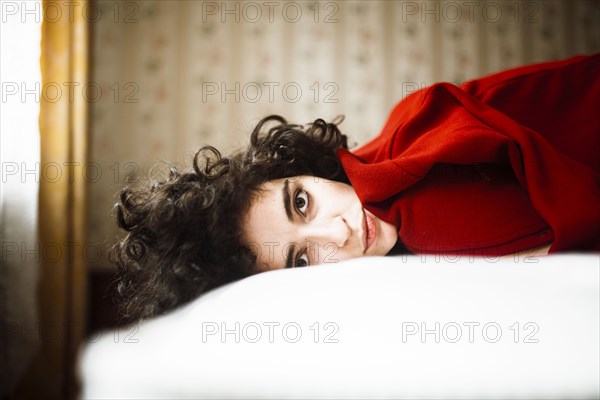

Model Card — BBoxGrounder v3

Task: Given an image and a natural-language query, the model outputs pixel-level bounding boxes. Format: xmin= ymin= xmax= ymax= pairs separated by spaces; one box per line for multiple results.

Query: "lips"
xmin=365 ymin=211 xmax=376 ymax=252
xmin=362 ymin=208 xmax=377 ymax=253
xmin=362 ymin=209 xmax=368 ymax=253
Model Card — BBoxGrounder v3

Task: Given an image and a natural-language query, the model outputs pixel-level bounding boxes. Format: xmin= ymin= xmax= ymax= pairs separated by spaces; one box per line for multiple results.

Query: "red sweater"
xmin=338 ymin=54 xmax=600 ymax=255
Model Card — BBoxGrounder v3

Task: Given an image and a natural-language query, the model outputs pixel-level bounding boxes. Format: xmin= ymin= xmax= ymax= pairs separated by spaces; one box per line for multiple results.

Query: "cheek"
xmin=335 ymin=184 xmax=359 ymax=205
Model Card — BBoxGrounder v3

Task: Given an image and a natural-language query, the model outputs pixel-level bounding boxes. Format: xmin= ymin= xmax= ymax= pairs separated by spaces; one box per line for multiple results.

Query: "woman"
xmin=113 ymin=54 xmax=600 ymax=322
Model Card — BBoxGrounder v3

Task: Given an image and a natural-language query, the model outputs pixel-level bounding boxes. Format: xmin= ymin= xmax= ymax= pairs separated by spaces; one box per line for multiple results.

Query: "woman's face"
xmin=241 ymin=176 xmax=398 ymax=271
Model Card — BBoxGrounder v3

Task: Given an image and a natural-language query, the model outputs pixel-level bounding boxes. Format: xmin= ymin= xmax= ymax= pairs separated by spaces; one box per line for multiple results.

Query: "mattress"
xmin=79 ymin=254 xmax=599 ymax=399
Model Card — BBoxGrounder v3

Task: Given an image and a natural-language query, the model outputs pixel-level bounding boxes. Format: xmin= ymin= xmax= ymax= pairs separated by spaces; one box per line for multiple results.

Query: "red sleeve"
xmin=338 ymin=54 xmax=600 ymax=255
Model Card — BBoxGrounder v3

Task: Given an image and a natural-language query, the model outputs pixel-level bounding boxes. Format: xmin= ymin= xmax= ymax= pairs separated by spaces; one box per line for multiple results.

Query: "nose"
xmin=303 ymin=216 xmax=350 ymax=248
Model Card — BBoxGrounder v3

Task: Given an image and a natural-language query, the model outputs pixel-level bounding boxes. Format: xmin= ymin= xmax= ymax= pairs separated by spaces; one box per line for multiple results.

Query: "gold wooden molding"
xmin=14 ymin=1 xmax=89 ymax=398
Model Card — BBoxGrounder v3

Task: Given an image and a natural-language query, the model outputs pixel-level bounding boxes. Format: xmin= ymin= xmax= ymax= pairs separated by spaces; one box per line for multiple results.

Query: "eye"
xmin=296 ymin=251 xmax=309 ymax=268
xmin=294 ymin=189 xmax=309 ymax=215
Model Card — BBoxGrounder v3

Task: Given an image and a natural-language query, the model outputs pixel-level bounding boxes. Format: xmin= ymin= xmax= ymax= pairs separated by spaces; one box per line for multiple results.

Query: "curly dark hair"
xmin=111 ymin=115 xmax=350 ymax=323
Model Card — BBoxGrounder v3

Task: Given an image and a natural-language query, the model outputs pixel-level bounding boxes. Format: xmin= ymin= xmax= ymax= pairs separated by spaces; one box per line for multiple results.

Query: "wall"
xmin=88 ymin=0 xmax=600 ymax=270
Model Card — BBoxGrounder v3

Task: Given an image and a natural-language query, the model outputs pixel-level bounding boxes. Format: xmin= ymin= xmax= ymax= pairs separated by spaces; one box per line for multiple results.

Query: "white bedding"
xmin=79 ymin=254 xmax=599 ymax=399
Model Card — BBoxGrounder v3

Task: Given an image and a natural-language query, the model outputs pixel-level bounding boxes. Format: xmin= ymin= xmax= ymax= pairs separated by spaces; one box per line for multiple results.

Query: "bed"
xmin=79 ymin=254 xmax=599 ymax=399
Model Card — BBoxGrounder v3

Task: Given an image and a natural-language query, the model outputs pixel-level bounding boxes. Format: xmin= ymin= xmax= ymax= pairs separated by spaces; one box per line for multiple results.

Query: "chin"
xmin=376 ymin=223 xmax=399 ymax=255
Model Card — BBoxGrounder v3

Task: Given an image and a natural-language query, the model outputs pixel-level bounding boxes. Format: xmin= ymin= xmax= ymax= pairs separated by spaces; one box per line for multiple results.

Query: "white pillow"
xmin=80 ymin=254 xmax=599 ymax=399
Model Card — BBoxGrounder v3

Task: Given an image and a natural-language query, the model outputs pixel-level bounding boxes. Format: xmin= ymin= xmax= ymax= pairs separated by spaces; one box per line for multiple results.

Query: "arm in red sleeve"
xmin=338 ymin=54 xmax=600 ymax=254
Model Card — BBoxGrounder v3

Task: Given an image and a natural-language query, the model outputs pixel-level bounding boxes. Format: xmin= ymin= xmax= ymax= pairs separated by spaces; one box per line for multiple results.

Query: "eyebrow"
xmin=282 ymin=179 xmax=294 ymax=268
xmin=282 ymin=178 xmax=293 ymax=222
xmin=284 ymin=245 xmax=295 ymax=269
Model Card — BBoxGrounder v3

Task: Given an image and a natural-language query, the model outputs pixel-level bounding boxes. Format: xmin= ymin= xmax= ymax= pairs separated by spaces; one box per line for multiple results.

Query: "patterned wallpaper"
xmin=89 ymin=0 xmax=600 ymax=270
